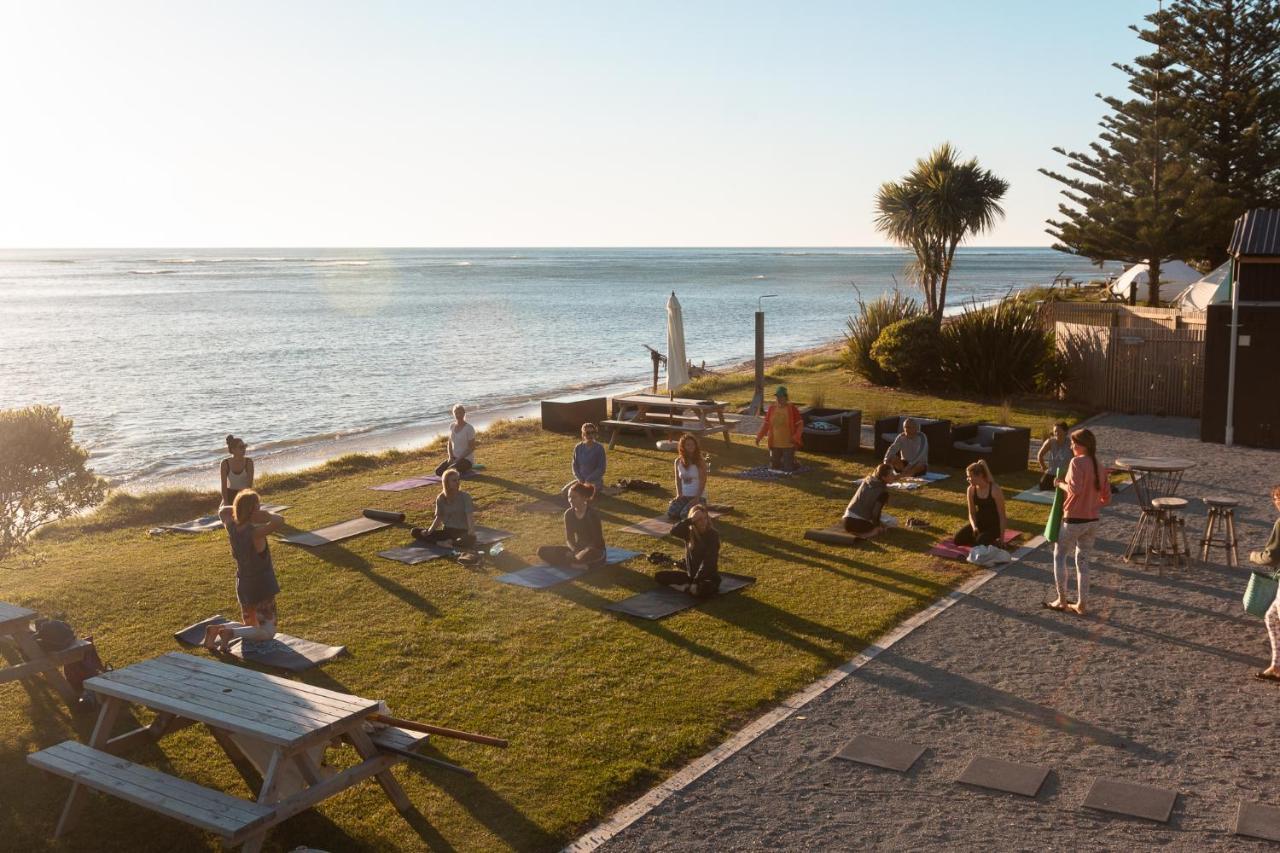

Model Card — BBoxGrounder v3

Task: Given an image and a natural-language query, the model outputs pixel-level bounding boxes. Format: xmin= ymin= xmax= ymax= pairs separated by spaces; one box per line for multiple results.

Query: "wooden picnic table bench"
xmin=0 ymin=601 xmax=90 ymax=706
xmin=27 ymin=652 xmax=429 ymax=852
xmin=605 ymin=394 xmax=736 ymax=449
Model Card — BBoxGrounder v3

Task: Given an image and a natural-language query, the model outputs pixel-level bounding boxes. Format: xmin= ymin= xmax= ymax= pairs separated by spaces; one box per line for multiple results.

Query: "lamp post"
xmin=745 ymin=294 xmax=778 ymax=416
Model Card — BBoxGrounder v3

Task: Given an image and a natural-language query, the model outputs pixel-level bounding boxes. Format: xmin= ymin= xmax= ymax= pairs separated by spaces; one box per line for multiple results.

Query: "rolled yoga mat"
xmin=1043 ymin=467 xmax=1065 ymax=543
xmin=363 ymin=509 xmax=406 ymax=523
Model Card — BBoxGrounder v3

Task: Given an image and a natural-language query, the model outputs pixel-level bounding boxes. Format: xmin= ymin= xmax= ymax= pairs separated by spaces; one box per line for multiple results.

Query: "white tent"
xmin=1109 ymin=260 xmax=1202 ymax=304
xmin=666 ymin=291 xmax=690 ymax=392
xmin=1174 ymin=260 xmax=1231 ymax=311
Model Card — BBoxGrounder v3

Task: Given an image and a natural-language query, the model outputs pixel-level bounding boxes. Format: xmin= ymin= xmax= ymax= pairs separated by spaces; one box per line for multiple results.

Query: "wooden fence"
xmin=1042 ymin=302 xmax=1206 ymax=330
xmin=1055 ymin=321 xmax=1206 ymax=417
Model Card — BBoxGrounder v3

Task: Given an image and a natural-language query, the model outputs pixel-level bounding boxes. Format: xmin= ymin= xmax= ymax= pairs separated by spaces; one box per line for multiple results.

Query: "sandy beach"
xmin=600 ymin=414 xmax=1280 ymax=851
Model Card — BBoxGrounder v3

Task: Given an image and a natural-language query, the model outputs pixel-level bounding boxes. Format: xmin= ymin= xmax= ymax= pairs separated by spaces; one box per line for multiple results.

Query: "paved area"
xmin=604 ymin=416 xmax=1280 ymax=851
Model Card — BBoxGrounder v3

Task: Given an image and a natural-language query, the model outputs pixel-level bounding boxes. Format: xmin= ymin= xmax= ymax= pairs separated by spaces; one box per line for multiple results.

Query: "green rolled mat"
xmin=1244 ymin=571 xmax=1280 ymax=617
xmin=1043 ymin=467 xmax=1066 ymax=543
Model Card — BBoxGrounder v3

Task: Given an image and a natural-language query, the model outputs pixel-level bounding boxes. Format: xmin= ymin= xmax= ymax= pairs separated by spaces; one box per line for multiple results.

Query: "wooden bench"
xmin=0 ymin=638 xmax=92 ymax=687
xmin=29 ymin=740 xmax=276 ymax=846
xmin=600 ymin=418 xmax=721 ymax=448
xmin=369 ymin=724 xmax=430 ymax=753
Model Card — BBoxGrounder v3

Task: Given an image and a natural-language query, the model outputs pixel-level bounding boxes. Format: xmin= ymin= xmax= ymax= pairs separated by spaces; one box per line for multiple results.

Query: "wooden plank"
xmin=268 ymin=747 xmax=402 ymax=824
xmin=0 ymin=601 xmax=35 ymax=634
xmin=56 ymin=697 xmax=124 ymax=837
xmin=348 ymin=725 xmax=413 ymax=813
xmin=105 ymin=715 xmax=198 ymax=754
xmin=30 ymin=742 xmax=275 ymax=838
xmin=14 ymin=629 xmax=79 ymax=702
xmin=154 ymin=653 xmax=376 ymax=714
xmin=0 ymin=639 xmax=91 ymax=685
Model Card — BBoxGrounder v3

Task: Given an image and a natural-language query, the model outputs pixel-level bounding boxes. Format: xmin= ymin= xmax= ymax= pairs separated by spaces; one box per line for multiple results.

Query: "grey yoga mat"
xmin=280 ymin=515 xmax=393 ymax=547
xmin=156 ymin=505 xmax=290 ymax=533
xmin=495 ymin=547 xmax=643 ymax=589
xmin=174 ymin=616 xmax=347 ymax=672
xmin=605 ymin=573 xmax=755 ymax=620
xmin=377 ymin=526 xmax=516 ymax=564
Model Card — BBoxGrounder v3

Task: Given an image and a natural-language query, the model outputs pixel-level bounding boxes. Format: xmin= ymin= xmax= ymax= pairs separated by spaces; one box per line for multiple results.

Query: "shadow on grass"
xmin=278 ymin=527 xmax=442 ymax=617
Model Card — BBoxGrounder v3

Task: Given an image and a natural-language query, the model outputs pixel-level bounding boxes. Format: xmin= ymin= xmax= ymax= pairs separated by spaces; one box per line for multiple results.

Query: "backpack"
xmin=33 ymin=618 xmax=76 ymax=653
xmin=64 ymin=637 xmax=109 ymax=693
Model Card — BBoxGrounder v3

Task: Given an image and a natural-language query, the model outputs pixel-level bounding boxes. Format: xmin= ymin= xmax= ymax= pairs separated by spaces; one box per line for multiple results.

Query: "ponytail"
xmin=1071 ymin=428 xmax=1100 ymax=490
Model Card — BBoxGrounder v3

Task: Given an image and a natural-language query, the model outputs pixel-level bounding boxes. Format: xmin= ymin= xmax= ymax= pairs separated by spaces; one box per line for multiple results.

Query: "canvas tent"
xmin=1174 ymin=261 xmax=1231 ymax=312
xmin=1109 ymin=260 xmax=1202 ymax=304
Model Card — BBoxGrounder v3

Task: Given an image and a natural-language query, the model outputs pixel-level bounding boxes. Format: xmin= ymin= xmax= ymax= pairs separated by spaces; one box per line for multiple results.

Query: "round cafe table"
xmin=1113 ymin=456 xmax=1197 ymax=565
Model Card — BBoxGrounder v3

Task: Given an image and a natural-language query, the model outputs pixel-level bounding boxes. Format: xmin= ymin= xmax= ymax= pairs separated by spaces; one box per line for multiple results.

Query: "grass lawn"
xmin=0 ymin=359 xmax=1087 ymax=852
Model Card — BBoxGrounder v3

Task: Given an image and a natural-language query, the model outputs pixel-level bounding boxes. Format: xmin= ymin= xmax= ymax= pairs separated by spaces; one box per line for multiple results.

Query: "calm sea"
xmin=0 ymin=248 xmax=1113 ymax=489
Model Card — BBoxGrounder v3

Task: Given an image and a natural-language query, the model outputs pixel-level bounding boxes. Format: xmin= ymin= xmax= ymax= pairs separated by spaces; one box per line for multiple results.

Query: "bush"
xmin=938 ymin=296 xmax=1059 ymax=396
xmin=0 ymin=405 xmax=106 ymax=557
xmin=870 ymin=315 xmax=943 ymax=389
xmin=844 ymin=291 xmax=920 ymax=385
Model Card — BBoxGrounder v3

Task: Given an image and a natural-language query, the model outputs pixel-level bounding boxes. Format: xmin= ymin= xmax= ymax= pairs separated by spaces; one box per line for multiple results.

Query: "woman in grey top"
xmin=412 ymin=468 xmax=477 ymax=548
xmin=203 ymin=489 xmax=285 ymax=653
xmin=1036 ymin=422 xmax=1073 ymax=491
xmin=844 ymin=463 xmax=897 ymax=534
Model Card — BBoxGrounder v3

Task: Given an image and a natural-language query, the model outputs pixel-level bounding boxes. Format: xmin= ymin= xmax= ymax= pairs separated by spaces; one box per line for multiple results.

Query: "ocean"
xmin=0 ymin=247 xmax=1114 ymax=491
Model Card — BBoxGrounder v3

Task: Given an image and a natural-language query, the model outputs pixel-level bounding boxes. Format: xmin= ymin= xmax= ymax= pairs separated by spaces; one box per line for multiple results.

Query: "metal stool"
xmin=1199 ymin=496 xmax=1240 ymax=567
xmin=1149 ymin=496 xmax=1190 ymax=573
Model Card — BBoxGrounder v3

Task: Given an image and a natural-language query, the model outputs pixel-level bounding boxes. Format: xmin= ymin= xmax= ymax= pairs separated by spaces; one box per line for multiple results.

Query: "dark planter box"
xmin=541 ymin=396 xmax=608 ymax=434
xmin=801 ymin=407 xmax=862 ymax=454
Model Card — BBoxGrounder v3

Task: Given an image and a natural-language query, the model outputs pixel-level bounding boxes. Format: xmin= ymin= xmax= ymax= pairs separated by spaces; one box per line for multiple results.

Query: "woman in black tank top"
xmin=955 ymin=460 xmax=1007 ymax=547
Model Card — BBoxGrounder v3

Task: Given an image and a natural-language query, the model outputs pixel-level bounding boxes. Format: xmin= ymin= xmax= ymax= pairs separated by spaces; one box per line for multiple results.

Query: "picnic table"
xmin=602 ymin=393 xmax=738 ymax=449
xmin=28 ymin=652 xmax=426 ymax=852
xmin=1114 ymin=456 xmax=1197 ymax=564
xmin=0 ymin=601 xmax=90 ymax=706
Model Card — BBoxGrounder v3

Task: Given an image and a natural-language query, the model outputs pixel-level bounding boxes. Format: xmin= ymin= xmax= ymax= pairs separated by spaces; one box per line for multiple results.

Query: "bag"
xmin=1243 ymin=572 xmax=1280 ymax=618
xmin=33 ymin=618 xmax=76 ymax=652
xmin=64 ymin=636 xmax=110 ymax=693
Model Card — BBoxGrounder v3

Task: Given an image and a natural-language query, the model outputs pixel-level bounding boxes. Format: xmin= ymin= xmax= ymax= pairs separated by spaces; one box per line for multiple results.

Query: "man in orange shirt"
xmin=755 ymin=386 xmax=804 ymax=471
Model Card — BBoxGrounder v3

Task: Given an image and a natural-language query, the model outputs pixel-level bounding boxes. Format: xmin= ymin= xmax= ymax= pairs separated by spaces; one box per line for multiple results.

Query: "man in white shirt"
xmin=435 ymin=404 xmax=478 ymax=475
xmin=883 ymin=417 xmax=929 ymax=477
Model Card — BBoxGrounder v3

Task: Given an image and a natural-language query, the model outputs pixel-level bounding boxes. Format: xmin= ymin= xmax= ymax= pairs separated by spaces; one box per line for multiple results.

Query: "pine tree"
xmin=1162 ymin=0 xmax=1280 ymax=262
xmin=1041 ymin=5 xmax=1219 ymax=305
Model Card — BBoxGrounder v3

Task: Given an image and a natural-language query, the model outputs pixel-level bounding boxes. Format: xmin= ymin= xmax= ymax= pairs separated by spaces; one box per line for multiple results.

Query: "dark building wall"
xmin=1201 ymin=302 xmax=1280 ymax=448
xmin=1240 ymin=263 xmax=1280 ymax=302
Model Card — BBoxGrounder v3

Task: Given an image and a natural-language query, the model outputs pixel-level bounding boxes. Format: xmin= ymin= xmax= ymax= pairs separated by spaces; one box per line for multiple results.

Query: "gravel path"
xmin=602 ymin=415 xmax=1280 ymax=851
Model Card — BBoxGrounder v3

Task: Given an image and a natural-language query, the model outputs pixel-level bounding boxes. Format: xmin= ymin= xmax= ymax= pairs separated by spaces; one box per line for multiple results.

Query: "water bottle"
xmin=489 ymin=541 xmax=504 ymax=557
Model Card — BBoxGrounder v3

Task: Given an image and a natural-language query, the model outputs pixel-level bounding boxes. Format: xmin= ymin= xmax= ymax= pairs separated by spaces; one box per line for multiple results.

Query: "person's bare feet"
xmin=1068 ymin=602 xmax=1086 ymax=616
xmin=1256 ymin=667 xmax=1280 ymax=681
xmin=202 ymin=625 xmax=222 ymax=651
xmin=1043 ymin=599 xmax=1067 ymax=611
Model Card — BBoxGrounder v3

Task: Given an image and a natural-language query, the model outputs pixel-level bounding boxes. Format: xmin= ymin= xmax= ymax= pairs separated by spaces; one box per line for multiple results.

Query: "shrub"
xmin=0 ymin=405 xmax=106 ymax=556
xmin=870 ymin=315 xmax=943 ymax=389
xmin=844 ymin=291 xmax=920 ymax=385
xmin=938 ymin=295 xmax=1058 ymax=396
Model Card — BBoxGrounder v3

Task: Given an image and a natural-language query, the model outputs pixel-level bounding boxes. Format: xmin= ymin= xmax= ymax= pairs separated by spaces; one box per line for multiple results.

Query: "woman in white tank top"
xmin=667 ymin=433 xmax=709 ymax=520
xmin=220 ymin=434 xmax=255 ymax=504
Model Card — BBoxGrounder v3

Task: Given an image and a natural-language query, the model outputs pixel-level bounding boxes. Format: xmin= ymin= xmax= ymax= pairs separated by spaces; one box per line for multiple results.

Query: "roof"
xmin=1229 ymin=209 xmax=1280 ymax=257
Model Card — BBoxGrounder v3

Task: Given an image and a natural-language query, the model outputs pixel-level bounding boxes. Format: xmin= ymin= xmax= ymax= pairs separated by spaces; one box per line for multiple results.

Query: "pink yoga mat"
xmin=929 ymin=530 xmax=1022 ymax=560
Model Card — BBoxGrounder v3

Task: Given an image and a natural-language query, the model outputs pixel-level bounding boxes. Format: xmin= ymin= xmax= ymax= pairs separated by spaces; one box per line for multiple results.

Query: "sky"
xmin=0 ymin=1 xmax=1155 ymax=247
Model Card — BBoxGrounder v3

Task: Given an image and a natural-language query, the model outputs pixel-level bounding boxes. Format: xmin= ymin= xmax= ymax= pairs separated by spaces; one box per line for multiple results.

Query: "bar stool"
xmin=1150 ymin=496 xmax=1190 ymax=574
xmin=1200 ymin=496 xmax=1240 ymax=567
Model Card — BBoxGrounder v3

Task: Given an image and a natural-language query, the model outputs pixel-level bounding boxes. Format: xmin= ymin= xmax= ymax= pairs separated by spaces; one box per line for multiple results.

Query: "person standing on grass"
xmin=1036 ymin=422 xmax=1072 ymax=491
xmin=884 ymin=418 xmax=929 ymax=477
xmin=203 ymin=489 xmax=284 ymax=653
xmin=955 ymin=460 xmax=1007 ymax=547
xmin=435 ymin=404 xmax=477 ymax=476
xmin=1252 ymin=485 xmax=1280 ymax=682
xmin=566 ymin=422 xmax=606 ymax=492
xmin=755 ymin=385 xmax=804 ymax=471
xmin=654 ymin=504 xmax=721 ymax=597
xmin=220 ymin=434 xmax=254 ymax=505
xmin=667 ymin=433 xmax=709 ymax=520
xmin=1046 ymin=428 xmax=1108 ymax=616
xmin=412 ymin=468 xmax=477 ymax=549
xmin=843 ymin=463 xmax=897 ymax=535
xmin=538 ymin=481 xmax=606 ymax=569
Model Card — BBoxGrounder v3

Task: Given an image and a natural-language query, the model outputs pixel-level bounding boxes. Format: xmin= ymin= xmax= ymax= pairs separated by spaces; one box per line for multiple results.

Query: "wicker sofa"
xmin=872 ymin=416 xmax=952 ymax=466
xmin=949 ymin=422 xmax=1032 ymax=474
xmin=800 ymin=407 xmax=861 ymax=454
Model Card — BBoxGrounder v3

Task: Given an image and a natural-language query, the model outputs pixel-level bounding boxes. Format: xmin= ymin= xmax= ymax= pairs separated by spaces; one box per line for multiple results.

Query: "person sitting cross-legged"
xmin=412 ymin=468 xmax=476 ymax=549
xmin=537 ymin=481 xmax=606 ymax=569
xmin=564 ymin=422 xmax=606 ymax=493
xmin=435 ymin=404 xmax=477 ymax=476
xmin=883 ymin=417 xmax=929 ymax=477
xmin=654 ymin=504 xmax=721 ymax=598
xmin=954 ymin=460 xmax=1007 ymax=547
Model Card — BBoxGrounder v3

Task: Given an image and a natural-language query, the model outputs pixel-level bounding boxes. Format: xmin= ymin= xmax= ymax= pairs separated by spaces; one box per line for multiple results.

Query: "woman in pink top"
xmin=1045 ymin=428 xmax=1105 ymax=616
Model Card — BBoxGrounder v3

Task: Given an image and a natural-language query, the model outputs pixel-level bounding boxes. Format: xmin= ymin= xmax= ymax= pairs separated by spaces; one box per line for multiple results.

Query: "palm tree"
xmin=875 ymin=144 xmax=1009 ymax=322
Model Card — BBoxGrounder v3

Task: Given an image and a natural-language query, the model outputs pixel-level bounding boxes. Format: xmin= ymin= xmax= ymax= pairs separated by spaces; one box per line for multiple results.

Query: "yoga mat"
xmin=156 ymin=505 xmax=289 ymax=533
xmin=377 ymin=526 xmax=515 ymax=564
xmin=617 ymin=510 xmax=723 ymax=538
xmin=929 ymin=530 xmax=1023 ymax=561
xmin=280 ymin=515 xmax=392 ymax=547
xmin=174 ymin=616 xmax=347 ymax=672
xmin=804 ymin=524 xmax=881 ymax=546
xmin=605 ymin=573 xmax=755 ymax=620
xmin=734 ymin=465 xmax=812 ymax=481
xmin=362 ymin=509 xmax=406 ymax=523
xmin=495 ymin=547 xmax=643 ymax=589
xmin=1011 ymin=487 xmax=1056 ymax=506
xmin=369 ymin=465 xmax=484 ymax=492
xmin=888 ymin=471 xmax=950 ymax=491
xmin=1044 ymin=466 xmax=1066 ymax=543
xmin=516 ymin=500 xmax=564 ymax=515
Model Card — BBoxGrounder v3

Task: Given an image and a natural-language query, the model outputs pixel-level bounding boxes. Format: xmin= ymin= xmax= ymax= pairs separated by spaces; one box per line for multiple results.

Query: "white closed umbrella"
xmin=666 ymin=291 xmax=690 ymax=393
